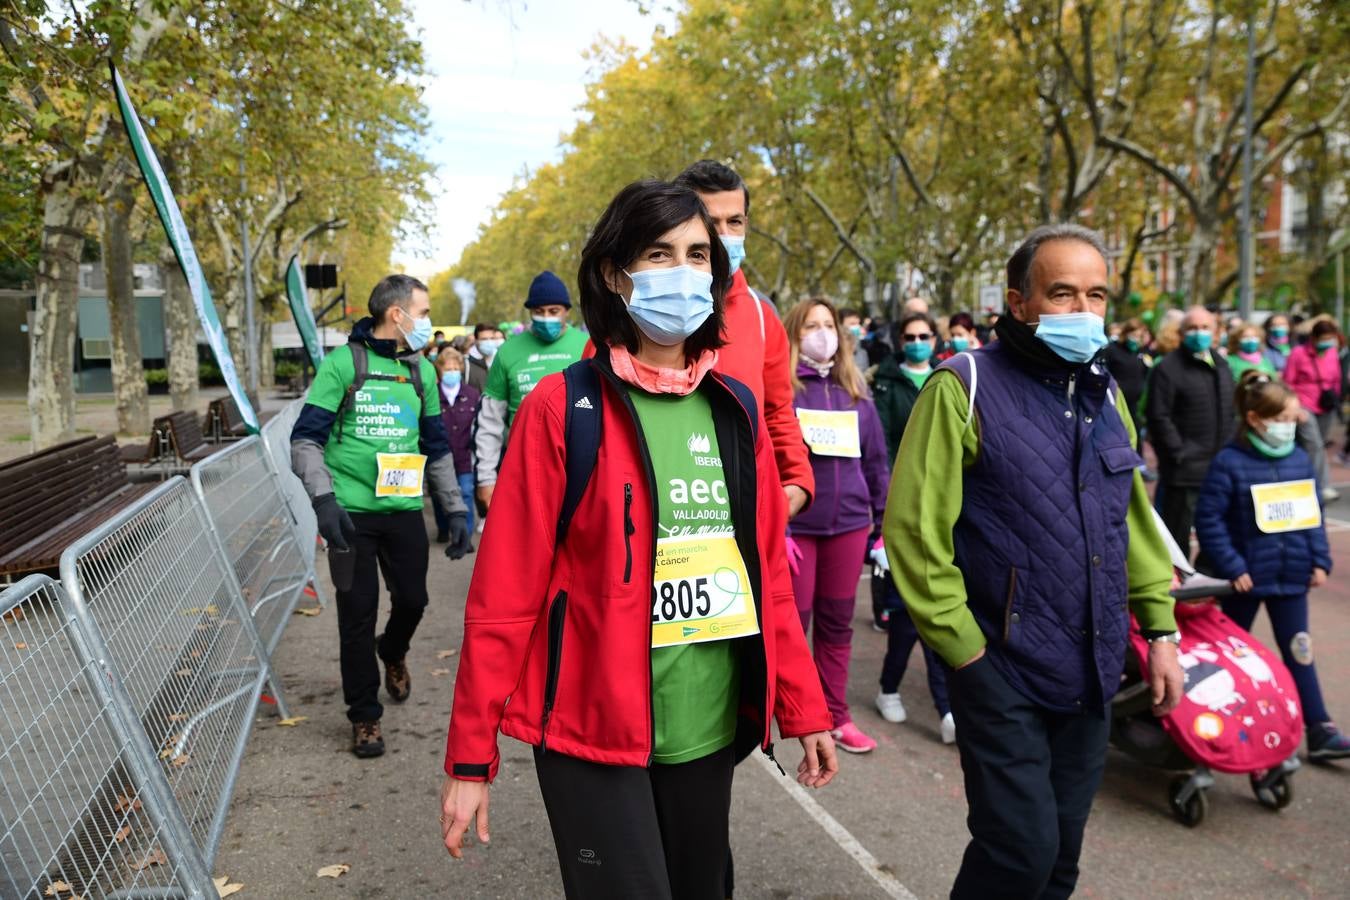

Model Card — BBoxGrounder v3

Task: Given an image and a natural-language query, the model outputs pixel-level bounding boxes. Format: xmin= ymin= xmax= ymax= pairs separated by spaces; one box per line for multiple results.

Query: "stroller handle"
xmin=1169 ymin=572 xmax=1235 ymax=603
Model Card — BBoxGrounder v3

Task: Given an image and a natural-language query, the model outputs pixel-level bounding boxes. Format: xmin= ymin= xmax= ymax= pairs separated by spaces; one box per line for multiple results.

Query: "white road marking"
xmin=1325 ymin=516 xmax=1350 ymax=533
xmin=751 ymin=752 xmax=918 ymax=900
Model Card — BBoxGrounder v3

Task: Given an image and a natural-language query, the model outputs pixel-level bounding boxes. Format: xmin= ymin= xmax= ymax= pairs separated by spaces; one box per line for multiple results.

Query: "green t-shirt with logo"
xmin=483 ymin=326 xmax=588 ymax=419
xmin=629 ymin=389 xmax=743 ymax=765
xmin=306 ymin=344 xmax=439 ymax=514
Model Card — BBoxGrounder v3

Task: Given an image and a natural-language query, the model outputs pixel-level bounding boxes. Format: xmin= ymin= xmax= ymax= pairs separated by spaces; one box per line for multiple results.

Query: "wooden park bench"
xmin=203 ymin=395 xmax=275 ymax=442
xmin=160 ymin=410 xmax=216 ymax=464
xmin=0 ymin=435 xmax=157 ymax=579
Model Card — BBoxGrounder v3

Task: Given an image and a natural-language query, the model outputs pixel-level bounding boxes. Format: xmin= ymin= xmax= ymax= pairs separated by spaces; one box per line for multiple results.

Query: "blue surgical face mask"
xmin=720 ymin=234 xmax=746 ymax=275
xmin=903 ymin=341 xmax=933 ymax=364
xmin=1239 ymin=338 xmax=1262 ymax=354
xmin=1183 ymin=330 xmax=1213 ymax=354
xmin=950 ymin=336 xmax=970 ymax=353
xmin=622 ymin=265 xmax=715 ymax=346
xmin=477 ymin=338 xmax=502 ymax=357
xmin=531 ymin=316 xmax=565 ymax=343
xmin=1033 ymin=312 xmax=1108 ymax=364
xmin=440 ymin=370 xmax=462 ymax=389
xmin=397 ymin=309 xmax=434 ymax=352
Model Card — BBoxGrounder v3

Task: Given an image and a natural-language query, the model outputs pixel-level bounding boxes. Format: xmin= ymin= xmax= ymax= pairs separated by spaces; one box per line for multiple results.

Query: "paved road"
xmin=216 ymin=484 xmax=1350 ymax=899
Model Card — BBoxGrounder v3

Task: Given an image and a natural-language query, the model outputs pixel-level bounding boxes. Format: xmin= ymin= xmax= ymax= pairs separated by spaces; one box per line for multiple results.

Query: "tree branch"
xmin=1097 ymin=133 xmax=1204 ymax=215
xmin=801 ymin=184 xmax=875 ymax=273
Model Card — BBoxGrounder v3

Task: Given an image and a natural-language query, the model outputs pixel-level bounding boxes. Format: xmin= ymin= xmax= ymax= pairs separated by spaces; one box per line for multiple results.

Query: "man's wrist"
xmin=1145 ymin=630 xmax=1181 ymax=645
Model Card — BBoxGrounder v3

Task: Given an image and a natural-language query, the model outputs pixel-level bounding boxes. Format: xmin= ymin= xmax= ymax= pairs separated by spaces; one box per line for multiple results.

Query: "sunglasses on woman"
xmin=902 ymin=333 xmax=934 ymax=342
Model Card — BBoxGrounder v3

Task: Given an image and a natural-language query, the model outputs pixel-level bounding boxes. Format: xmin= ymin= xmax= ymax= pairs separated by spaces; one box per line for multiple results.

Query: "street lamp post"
xmin=1237 ymin=5 xmax=1256 ymax=320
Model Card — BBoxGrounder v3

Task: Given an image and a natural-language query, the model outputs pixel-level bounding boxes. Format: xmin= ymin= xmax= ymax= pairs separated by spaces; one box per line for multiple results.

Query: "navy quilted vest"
xmin=940 ymin=343 xmax=1141 ymax=712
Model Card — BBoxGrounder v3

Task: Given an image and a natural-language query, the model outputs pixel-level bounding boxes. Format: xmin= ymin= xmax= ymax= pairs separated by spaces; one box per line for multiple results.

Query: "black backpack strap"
xmin=404 ymin=356 xmax=426 ymax=412
xmin=557 ymin=359 xmax=603 ymax=547
xmin=719 ymin=373 xmax=760 ymax=444
xmin=335 ymin=343 xmax=370 ymax=442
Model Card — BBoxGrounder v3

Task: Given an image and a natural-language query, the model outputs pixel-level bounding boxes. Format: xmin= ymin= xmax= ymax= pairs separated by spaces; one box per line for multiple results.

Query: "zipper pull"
xmin=764 ymin=743 xmax=787 ymax=777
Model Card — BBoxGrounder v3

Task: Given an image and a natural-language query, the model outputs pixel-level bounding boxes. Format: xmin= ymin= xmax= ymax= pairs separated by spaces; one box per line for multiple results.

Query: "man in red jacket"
xmin=675 ymin=160 xmax=815 ymax=518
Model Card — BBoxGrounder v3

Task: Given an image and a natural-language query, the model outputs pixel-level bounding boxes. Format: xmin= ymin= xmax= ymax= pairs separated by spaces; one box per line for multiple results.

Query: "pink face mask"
xmin=800 ymin=328 xmax=839 ymax=364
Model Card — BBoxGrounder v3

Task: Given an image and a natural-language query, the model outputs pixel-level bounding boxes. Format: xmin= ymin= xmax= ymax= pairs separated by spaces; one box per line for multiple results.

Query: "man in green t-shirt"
xmin=291 ymin=274 xmax=470 ymax=759
xmin=474 ymin=271 xmax=587 ymax=509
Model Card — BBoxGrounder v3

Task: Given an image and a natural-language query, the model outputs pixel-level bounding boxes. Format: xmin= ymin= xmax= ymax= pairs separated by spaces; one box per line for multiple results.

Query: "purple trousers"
xmin=790 ymin=527 xmax=871 ymax=728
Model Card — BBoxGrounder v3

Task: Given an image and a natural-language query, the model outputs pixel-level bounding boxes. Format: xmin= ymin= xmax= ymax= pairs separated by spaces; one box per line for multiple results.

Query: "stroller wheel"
xmin=1251 ymin=771 xmax=1294 ymax=810
xmin=1168 ymin=776 xmax=1208 ymax=827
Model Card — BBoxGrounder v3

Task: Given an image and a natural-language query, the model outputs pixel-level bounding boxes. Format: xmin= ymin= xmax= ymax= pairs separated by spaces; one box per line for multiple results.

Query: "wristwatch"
xmin=1147 ymin=631 xmax=1181 ymax=645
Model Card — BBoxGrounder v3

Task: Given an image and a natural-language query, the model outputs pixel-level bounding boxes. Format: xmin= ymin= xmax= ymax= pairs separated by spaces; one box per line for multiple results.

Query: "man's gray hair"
xmin=368 ymin=273 xmax=429 ymax=321
xmin=1006 ymin=224 xmax=1109 ymax=297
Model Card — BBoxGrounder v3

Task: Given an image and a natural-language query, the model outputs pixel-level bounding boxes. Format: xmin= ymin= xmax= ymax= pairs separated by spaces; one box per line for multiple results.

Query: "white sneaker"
xmin=1321 ymin=487 xmax=1340 ymax=503
xmin=941 ymin=712 xmax=957 ymax=745
xmin=874 ymin=691 xmax=907 ymax=723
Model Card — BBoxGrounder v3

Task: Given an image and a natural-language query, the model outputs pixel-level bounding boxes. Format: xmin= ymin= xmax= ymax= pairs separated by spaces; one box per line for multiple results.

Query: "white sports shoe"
xmin=941 ymin=712 xmax=957 ymax=745
xmin=874 ymin=690 xmax=907 ymax=723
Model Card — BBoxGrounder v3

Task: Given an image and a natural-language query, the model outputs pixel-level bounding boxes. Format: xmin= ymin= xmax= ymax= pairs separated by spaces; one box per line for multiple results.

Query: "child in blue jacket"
xmin=1195 ymin=371 xmax=1348 ymax=761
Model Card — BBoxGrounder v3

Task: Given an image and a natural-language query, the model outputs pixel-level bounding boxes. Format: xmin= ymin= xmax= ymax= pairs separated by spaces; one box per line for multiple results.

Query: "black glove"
xmin=444 ymin=513 xmax=471 ymax=561
xmin=313 ymin=493 xmax=356 ymax=551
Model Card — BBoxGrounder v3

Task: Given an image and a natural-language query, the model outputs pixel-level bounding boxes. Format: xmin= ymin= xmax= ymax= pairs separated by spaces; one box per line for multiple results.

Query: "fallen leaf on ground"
xmin=430 ymin=668 xmax=450 ymax=676
xmin=436 ymin=649 xmax=457 ymax=659
xmin=43 ymin=881 xmax=71 ymax=896
xmin=113 ymin=825 xmax=130 ymax=844
xmin=171 ymin=754 xmax=190 ymax=768
xmin=132 ymin=848 xmax=168 ymax=870
xmin=276 ymin=716 xmax=308 ymax=727
xmin=174 ymin=668 xmax=192 ymax=678
xmin=316 ymin=863 xmax=350 ymax=879
xmin=13 ymin=642 xmax=27 ymax=650
xmin=3 ymin=606 xmax=25 ymax=622
xmin=213 ymin=876 xmax=244 ymax=897
xmin=114 ymin=795 xmax=143 ymax=813
xmin=293 ymin=606 xmax=322 ymax=617
xmin=168 ymin=714 xmax=186 ymax=722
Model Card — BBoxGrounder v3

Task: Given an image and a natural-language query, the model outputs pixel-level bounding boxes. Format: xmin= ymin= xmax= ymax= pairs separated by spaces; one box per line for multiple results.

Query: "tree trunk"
xmin=29 ymin=168 xmax=90 ymax=450
xmin=101 ymin=177 xmax=150 ymax=435
xmin=259 ymin=317 xmax=275 ymax=389
xmin=161 ymin=243 xmax=199 ymax=411
xmin=1180 ymin=217 xmax=1218 ymax=304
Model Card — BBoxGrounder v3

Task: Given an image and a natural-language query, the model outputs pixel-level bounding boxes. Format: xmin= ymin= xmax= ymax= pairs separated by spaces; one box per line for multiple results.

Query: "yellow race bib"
xmin=651 ymin=535 xmax=760 ymax=648
xmin=1250 ymin=479 xmax=1321 ymax=534
xmin=374 ymin=452 xmax=427 ymax=497
xmin=796 ymin=408 xmax=861 ymax=458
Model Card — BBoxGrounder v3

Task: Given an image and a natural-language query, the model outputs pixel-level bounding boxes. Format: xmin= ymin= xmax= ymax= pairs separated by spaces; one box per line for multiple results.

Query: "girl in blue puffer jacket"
xmin=1195 ymin=370 xmax=1348 ymax=761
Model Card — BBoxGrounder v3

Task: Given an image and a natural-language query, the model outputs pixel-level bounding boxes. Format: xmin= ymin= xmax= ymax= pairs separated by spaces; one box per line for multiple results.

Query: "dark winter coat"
xmin=1194 ymin=440 xmax=1333 ymax=597
xmin=438 ymin=382 xmax=481 ymax=476
xmin=1145 ymin=349 xmax=1235 ymax=487
xmin=871 ymin=354 xmax=926 ymax=465
xmin=1103 ymin=341 xmax=1149 ymax=430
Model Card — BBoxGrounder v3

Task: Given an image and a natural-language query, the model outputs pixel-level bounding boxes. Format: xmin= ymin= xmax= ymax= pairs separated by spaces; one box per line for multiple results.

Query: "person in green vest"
xmin=290 ymin=274 xmax=471 ymax=758
xmin=1226 ymin=322 xmax=1278 ymax=379
xmin=474 ymin=271 xmax=588 ymax=511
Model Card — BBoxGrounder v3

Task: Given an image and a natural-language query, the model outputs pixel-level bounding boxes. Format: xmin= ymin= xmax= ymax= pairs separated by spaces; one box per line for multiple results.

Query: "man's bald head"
xmin=903 ymin=297 xmax=930 ymax=315
xmin=1182 ymin=306 xmax=1215 ymax=332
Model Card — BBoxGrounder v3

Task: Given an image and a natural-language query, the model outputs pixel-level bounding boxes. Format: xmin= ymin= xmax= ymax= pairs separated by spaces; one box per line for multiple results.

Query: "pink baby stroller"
xmin=1109 ymin=512 xmax=1303 ymax=827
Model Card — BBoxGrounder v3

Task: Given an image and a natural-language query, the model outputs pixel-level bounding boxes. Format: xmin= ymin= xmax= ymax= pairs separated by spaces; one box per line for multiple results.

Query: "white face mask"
xmin=1261 ymin=420 xmax=1297 ymax=448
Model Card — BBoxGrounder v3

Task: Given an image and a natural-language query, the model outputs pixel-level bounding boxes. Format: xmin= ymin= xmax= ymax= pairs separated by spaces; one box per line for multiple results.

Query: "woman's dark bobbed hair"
xmin=577 ymin=179 xmax=729 ymax=360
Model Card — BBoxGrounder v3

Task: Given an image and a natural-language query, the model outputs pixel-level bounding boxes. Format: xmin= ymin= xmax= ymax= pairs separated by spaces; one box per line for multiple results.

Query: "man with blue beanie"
xmin=474 ymin=271 xmax=587 ymax=510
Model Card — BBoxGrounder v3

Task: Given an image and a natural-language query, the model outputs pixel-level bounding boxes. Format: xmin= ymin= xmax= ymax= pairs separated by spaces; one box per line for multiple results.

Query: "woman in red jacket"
xmin=439 ymin=180 xmax=837 ymax=899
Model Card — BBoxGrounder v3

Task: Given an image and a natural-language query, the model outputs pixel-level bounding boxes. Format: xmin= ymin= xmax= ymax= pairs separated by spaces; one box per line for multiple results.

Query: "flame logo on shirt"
xmin=687 ymin=433 xmax=712 ymax=454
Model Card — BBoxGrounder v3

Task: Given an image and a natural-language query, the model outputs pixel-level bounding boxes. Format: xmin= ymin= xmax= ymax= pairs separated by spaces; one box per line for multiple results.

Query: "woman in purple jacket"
xmin=785 ymin=298 xmax=890 ymax=753
xmin=432 ymin=348 xmax=482 ymax=544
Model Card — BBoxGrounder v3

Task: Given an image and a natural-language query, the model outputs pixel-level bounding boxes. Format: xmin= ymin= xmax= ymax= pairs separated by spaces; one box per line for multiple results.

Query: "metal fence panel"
xmin=58 ymin=479 xmax=278 ymax=869
xmin=0 ymin=575 xmax=214 ymax=900
xmin=259 ymin=400 xmax=327 ymax=610
xmin=190 ymin=437 xmax=309 ymax=654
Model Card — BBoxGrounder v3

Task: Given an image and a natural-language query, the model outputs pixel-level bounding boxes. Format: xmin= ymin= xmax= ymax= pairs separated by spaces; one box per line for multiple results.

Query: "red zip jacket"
xmin=583 ymin=271 xmax=816 ymax=508
xmin=444 ymin=354 xmax=831 ymax=781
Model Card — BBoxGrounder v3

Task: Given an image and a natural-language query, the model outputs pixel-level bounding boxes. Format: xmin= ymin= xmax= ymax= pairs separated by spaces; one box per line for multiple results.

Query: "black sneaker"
xmin=384 ymin=657 xmax=411 ymax=703
xmin=1308 ymin=721 xmax=1350 ymax=762
xmin=352 ymin=720 xmax=384 ymax=758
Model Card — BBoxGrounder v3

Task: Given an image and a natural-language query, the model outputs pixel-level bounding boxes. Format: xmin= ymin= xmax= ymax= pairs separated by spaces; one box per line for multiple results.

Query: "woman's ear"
xmin=601 ymin=261 xmax=630 ymax=300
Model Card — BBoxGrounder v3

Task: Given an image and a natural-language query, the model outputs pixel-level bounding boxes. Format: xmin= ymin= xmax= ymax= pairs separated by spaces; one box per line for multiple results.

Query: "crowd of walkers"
xmin=287 ymin=159 xmax=1346 ymax=898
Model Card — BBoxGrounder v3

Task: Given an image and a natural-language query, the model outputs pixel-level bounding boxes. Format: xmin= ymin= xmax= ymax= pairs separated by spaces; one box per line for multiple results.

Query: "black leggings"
xmin=533 ymin=745 xmax=735 ymax=900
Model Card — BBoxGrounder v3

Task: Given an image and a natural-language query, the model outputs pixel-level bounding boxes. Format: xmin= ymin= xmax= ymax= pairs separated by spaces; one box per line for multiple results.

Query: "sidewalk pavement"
xmin=215 ymin=480 xmax=1350 ymax=899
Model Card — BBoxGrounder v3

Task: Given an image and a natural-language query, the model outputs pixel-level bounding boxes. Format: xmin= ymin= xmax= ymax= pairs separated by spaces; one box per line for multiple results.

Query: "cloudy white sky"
xmin=392 ymin=0 xmax=673 ymax=279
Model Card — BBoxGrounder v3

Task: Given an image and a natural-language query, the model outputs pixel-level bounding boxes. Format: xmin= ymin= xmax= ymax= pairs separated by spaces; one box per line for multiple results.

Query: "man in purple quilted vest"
xmin=884 ymin=224 xmax=1185 ymax=899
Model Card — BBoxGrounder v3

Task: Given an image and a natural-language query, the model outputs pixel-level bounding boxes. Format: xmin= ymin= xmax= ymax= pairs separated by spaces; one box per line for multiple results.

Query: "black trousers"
xmin=947 ymin=656 xmax=1109 ymax=900
xmin=335 ymin=510 xmax=429 ymax=723
xmin=1157 ymin=483 xmax=1199 ymax=555
xmin=533 ymin=745 xmax=735 ymax=900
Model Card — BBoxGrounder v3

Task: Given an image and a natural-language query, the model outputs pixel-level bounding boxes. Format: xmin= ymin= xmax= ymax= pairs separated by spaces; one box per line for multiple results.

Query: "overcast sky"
xmin=393 ymin=0 xmax=672 ymax=278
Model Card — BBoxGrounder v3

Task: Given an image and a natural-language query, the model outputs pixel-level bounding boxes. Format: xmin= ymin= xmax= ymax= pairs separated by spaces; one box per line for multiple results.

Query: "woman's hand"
xmin=1310 ymin=567 xmax=1328 ymax=589
xmin=1232 ymin=573 xmax=1253 ymax=593
xmin=440 ymin=776 xmax=490 ymax=859
xmin=796 ymin=731 xmax=839 ymax=789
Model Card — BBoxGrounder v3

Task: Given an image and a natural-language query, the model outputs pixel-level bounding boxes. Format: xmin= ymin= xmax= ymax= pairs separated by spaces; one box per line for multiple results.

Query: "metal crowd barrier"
xmin=0 ymin=575 xmax=215 ymax=899
xmin=258 ymin=399 xmax=327 ymax=609
xmin=190 ymin=437 xmax=310 ymax=655
xmin=58 ymin=477 xmax=286 ymax=876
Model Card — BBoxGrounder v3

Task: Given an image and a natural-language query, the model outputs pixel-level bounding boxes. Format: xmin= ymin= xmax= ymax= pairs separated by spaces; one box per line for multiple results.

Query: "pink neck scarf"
xmin=608 ymin=344 xmax=719 ymax=396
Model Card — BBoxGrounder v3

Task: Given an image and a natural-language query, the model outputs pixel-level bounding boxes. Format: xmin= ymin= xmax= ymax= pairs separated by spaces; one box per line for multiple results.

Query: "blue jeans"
xmin=432 ymin=472 xmax=477 ymax=535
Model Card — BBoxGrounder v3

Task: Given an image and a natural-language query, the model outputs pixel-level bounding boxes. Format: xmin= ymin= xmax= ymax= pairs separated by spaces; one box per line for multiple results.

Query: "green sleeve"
xmin=419 ymin=358 xmax=441 ymax=416
xmin=306 ymin=345 xmax=352 ymax=413
xmin=884 ymin=371 xmax=985 ymax=667
xmin=483 ymin=345 xmax=508 ymax=402
xmin=1115 ymin=390 xmax=1177 ymax=633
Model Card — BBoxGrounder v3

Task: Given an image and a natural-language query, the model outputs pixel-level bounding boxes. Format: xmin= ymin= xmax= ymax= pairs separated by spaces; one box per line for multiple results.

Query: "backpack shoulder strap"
xmin=718 ymin=373 xmax=759 ymax=444
xmin=404 ymin=356 xmax=426 ymax=412
xmin=335 ymin=343 xmax=369 ymax=442
xmin=557 ymin=359 xmax=603 ymax=547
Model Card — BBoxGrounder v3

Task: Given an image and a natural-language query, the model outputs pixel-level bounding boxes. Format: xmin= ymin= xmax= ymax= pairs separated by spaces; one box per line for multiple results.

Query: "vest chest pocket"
xmin=1097 ymin=443 xmax=1142 ymax=524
